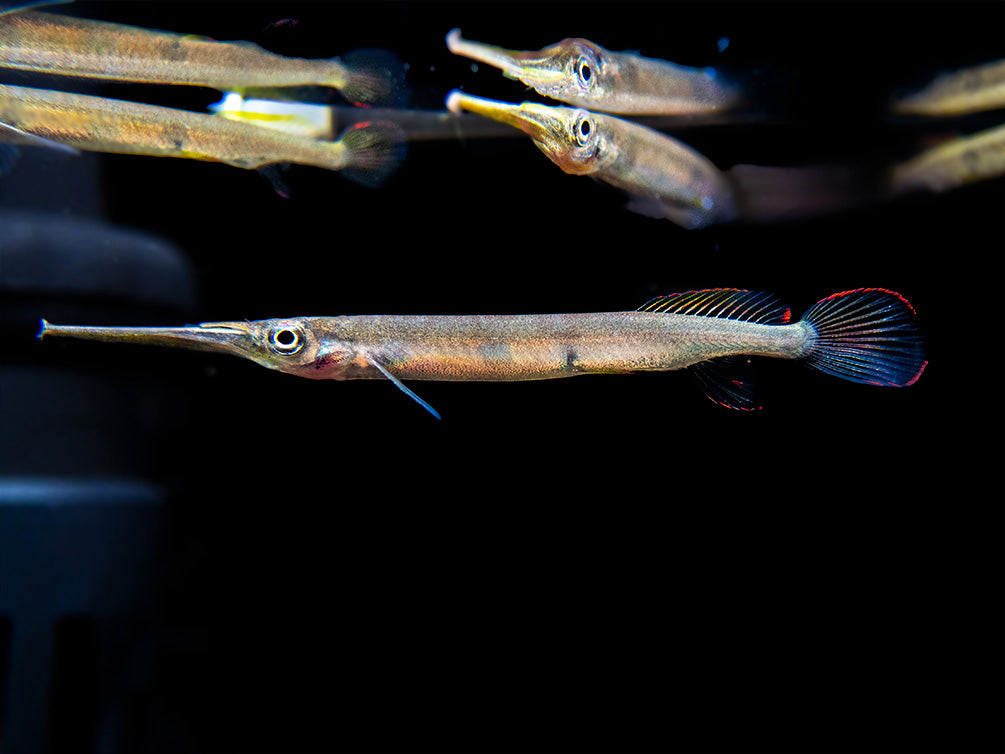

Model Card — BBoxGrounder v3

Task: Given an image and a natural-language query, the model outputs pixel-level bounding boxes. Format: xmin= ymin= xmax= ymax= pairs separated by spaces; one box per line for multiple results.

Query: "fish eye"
xmin=268 ymin=325 xmax=304 ymax=355
xmin=574 ymin=114 xmax=594 ymax=147
xmin=576 ymin=55 xmax=593 ymax=85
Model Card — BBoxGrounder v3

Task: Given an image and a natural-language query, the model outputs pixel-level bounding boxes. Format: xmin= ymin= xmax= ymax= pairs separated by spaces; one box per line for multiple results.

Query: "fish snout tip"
xmin=445 ymin=89 xmax=465 ymax=114
xmin=37 ymin=318 xmax=50 ymax=340
xmin=445 ymin=28 xmax=463 ymax=52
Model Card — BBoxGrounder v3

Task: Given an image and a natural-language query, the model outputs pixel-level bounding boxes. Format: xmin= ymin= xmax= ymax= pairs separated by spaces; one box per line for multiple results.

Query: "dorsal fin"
xmin=637 ymin=288 xmax=791 ymax=325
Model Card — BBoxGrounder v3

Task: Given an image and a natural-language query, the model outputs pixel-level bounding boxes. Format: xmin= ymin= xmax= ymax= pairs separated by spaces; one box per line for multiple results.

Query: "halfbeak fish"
xmin=446 ymin=29 xmax=742 ymax=116
xmin=0 ymin=8 xmax=404 ymax=105
xmin=889 ymin=122 xmax=1005 ymax=195
xmin=891 ymin=58 xmax=1005 ymax=118
xmin=446 ymin=89 xmax=737 ymax=228
xmin=0 ymin=83 xmax=405 ymax=185
xmin=40 ymin=288 xmax=927 ymax=418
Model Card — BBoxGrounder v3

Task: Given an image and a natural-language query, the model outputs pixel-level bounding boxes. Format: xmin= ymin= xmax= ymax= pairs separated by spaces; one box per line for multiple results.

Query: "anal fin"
xmin=691 ymin=357 xmax=761 ymax=411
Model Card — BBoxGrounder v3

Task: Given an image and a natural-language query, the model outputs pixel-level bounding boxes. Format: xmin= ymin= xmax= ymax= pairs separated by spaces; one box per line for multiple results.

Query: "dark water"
xmin=1 ymin=2 xmax=1003 ymax=752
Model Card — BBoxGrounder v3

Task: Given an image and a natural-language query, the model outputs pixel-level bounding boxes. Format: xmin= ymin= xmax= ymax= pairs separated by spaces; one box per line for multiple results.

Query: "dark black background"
xmin=4 ymin=1 xmax=1004 ymax=752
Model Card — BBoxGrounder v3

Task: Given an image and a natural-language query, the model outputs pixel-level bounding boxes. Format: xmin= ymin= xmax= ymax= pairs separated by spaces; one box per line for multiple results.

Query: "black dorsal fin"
xmin=637 ymin=288 xmax=791 ymax=325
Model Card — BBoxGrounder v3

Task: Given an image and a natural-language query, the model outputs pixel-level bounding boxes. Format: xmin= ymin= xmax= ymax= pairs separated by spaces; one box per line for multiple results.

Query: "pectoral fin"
xmin=0 ymin=1 xmax=71 ymax=18
xmin=364 ymin=354 xmax=441 ymax=420
xmin=0 ymin=120 xmax=80 ymax=156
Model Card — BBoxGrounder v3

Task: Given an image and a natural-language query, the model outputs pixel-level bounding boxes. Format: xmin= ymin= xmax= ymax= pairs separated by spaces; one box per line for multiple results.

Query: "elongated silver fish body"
xmin=446 ymin=91 xmax=738 ymax=228
xmin=0 ymin=83 xmax=405 ymax=186
xmin=588 ymin=49 xmax=740 ymax=115
xmin=581 ymin=111 xmax=738 ymax=227
xmin=303 ymin=312 xmax=811 ymax=382
xmin=446 ymin=30 xmax=741 ymax=115
xmin=0 ymin=10 xmax=348 ymax=91
xmin=0 ymin=83 xmax=347 ymax=168
xmin=891 ymin=58 xmax=1005 ymax=117
xmin=890 ymin=122 xmax=1005 ymax=195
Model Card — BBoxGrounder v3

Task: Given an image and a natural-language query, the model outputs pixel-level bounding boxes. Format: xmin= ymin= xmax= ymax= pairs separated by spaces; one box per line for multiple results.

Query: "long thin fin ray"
xmin=638 ymin=288 xmax=791 ymax=325
xmin=364 ymin=354 xmax=441 ymax=420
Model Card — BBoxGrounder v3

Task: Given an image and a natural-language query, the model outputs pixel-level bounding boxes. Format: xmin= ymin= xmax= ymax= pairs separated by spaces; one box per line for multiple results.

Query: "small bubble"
xmin=717 ymin=36 xmax=730 ymax=53
xmin=470 ymin=62 xmax=479 ymax=73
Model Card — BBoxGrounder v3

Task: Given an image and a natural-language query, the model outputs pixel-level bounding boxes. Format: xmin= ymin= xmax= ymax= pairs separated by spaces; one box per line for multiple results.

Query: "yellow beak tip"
xmin=445 ymin=89 xmax=465 ymax=114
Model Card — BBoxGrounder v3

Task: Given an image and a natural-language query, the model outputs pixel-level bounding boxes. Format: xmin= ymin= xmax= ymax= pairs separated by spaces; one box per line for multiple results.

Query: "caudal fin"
xmin=339 ymin=48 xmax=408 ymax=107
xmin=338 ymin=121 xmax=407 ymax=187
xmin=799 ymin=288 xmax=927 ymax=387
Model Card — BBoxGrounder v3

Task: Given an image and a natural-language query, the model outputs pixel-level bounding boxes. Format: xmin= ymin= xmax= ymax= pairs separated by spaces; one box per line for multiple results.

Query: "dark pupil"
xmin=579 ymin=119 xmax=591 ymax=138
xmin=580 ymin=62 xmax=591 ymax=82
xmin=275 ymin=329 xmax=297 ymax=347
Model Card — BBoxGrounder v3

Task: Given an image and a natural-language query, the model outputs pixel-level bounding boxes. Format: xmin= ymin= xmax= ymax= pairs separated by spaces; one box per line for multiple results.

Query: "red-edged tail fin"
xmin=799 ymin=288 xmax=927 ymax=387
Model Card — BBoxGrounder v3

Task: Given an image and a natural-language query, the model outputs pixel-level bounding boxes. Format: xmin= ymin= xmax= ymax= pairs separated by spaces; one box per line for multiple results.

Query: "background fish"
xmin=446 ymin=28 xmax=743 ymax=115
xmin=0 ymin=83 xmax=406 ymax=184
xmin=0 ymin=7 xmax=406 ymax=104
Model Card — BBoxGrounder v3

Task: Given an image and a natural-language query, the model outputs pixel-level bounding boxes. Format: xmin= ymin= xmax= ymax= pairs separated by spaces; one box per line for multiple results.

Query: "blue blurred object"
xmin=0 ymin=209 xmax=195 ymax=753
xmin=0 ymin=481 xmax=162 ymax=754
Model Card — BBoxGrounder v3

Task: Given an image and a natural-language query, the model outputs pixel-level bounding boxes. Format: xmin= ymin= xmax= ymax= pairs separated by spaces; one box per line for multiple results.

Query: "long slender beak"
xmin=446 ymin=29 xmax=565 ymax=85
xmin=38 ymin=319 xmax=259 ymax=359
xmin=445 ymin=90 xmax=566 ymax=144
